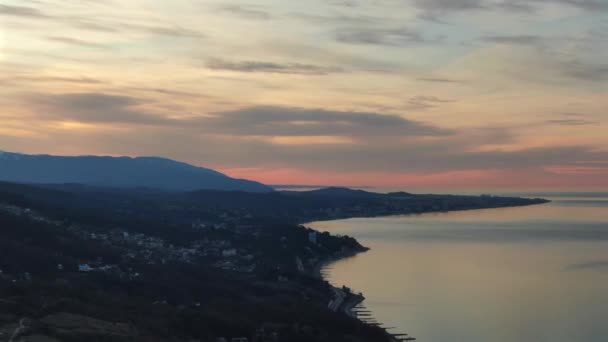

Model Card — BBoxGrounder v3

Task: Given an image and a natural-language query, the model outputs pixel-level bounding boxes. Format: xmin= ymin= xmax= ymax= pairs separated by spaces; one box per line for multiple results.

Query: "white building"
xmin=78 ymin=264 xmax=94 ymax=272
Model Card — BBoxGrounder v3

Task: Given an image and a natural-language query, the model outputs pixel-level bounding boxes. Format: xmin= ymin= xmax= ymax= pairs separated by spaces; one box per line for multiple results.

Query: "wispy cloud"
xmin=482 ymin=35 xmax=543 ymax=45
xmin=218 ymin=4 xmax=272 ymax=20
xmin=28 ymin=93 xmax=171 ymax=125
xmin=412 ymin=0 xmax=608 ymax=16
xmin=416 ymin=77 xmax=466 ymax=83
xmin=206 ymin=58 xmax=345 ymax=75
xmin=46 ymin=36 xmax=109 ymax=49
xmin=1 ymin=3 xmax=204 ymax=38
xmin=545 ymin=119 xmax=598 ymax=126
xmin=405 ymin=96 xmax=456 ymax=111
xmin=334 ymin=27 xmax=432 ymax=46
xmin=565 ymin=260 xmax=608 ymax=271
xmin=205 ymin=106 xmax=451 ymax=137
xmin=0 ymin=4 xmax=48 ymax=18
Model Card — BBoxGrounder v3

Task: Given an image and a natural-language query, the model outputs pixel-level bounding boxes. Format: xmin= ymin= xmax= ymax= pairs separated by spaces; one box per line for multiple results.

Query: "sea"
xmin=308 ymin=192 xmax=608 ymax=342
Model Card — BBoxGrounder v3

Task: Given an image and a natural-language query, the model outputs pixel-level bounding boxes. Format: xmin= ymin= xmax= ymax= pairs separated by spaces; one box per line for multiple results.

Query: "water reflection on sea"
xmin=309 ymin=193 xmax=608 ymax=342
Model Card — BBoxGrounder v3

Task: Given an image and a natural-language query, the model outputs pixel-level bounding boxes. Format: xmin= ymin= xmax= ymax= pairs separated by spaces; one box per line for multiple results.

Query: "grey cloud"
xmin=326 ymin=0 xmax=361 ymax=7
xmin=412 ymin=0 xmax=485 ymax=13
xmin=20 ymin=92 xmax=608 ymax=174
xmin=206 ymin=58 xmax=345 ymax=75
xmin=565 ymin=260 xmax=608 ymax=271
xmin=412 ymin=0 xmax=608 ymax=17
xmin=416 ymin=77 xmax=465 ymax=83
xmin=561 ymin=60 xmax=608 ymax=82
xmin=25 ymin=93 xmax=448 ymax=137
xmin=205 ymin=106 xmax=449 ymax=137
xmin=335 ymin=27 xmax=431 ymax=46
xmin=218 ymin=4 xmax=272 ymax=20
xmin=290 ymin=12 xmax=380 ymax=26
xmin=405 ymin=96 xmax=456 ymax=111
xmin=134 ymin=24 xmax=204 ymax=38
xmin=127 ymin=87 xmax=209 ymax=98
xmin=224 ymin=142 xmax=607 ymax=174
xmin=0 ymin=4 xmax=48 ymax=18
xmin=69 ymin=127 xmax=607 ymax=174
xmin=46 ymin=36 xmax=109 ymax=49
xmin=1 ymin=3 xmax=204 ymax=38
xmin=495 ymin=2 xmax=536 ymax=12
xmin=64 ymin=18 xmax=204 ymax=38
xmin=545 ymin=119 xmax=598 ymax=126
xmin=10 ymin=76 xmax=103 ymax=84
xmin=29 ymin=93 xmax=171 ymax=125
xmin=69 ymin=19 xmax=119 ymax=33
xmin=482 ymin=35 xmax=543 ymax=45
xmin=522 ymin=0 xmax=608 ymax=11
xmin=543 ymin=112 xmax=598 ymax=126
xmin=410 ymin=96 xmax=455 ymax=103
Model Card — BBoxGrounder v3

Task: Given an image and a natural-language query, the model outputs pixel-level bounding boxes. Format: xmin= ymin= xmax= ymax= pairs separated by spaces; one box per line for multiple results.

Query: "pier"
xmin=352 ymin=302 xmax=416 ymax=342
xmin=321 ymin=266 xmax=417 ymax=341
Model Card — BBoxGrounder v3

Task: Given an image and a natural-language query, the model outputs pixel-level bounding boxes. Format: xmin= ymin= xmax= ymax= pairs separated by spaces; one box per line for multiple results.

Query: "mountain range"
xmin=0 ymin=151 xmax=272 ymax=192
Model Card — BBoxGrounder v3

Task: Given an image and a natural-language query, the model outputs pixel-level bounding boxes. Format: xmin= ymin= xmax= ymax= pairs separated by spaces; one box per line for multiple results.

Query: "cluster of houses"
xmin=0 ymin=201 xmax=327 ymax=284
xmin=0 ymin=203 xmax=59 ymax=226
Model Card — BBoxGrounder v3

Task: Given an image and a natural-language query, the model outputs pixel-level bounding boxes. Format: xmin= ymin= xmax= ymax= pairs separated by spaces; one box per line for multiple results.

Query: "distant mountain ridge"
xmin=0 ymin=151 xmax=272 ymax=192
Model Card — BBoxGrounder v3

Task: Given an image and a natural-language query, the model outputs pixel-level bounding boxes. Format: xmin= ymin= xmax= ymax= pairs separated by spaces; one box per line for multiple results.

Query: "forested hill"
xmin=0 ymin=182 xmax=548 ymax=226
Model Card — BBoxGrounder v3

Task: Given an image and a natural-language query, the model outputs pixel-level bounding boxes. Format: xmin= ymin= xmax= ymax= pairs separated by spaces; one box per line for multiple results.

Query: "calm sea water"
xmin=308 ymin=193 xmax=608 ymax=342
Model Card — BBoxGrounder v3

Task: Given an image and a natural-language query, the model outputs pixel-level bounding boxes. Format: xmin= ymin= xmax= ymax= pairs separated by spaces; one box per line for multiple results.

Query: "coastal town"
xmin=0 ymin=182 xmax=547 ymax=341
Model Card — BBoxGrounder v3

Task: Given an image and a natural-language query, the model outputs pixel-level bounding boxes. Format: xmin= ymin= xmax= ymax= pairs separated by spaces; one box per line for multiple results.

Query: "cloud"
xmin=205 ymin=58 xmax=345 ymax=75
xmin=290 ymin=12 xmax=380 ymax=26
xmin=0 ymin=4 xmax=48 ymax=18
xmin=126 ymin=87 xmax=208 ymax=98
xmin=405 ymin=96 xmax=456 ymax=111
xmin=334 ymin=27 xmax=430 ymax=46
xmin=9 ymin=76 xmax=103 ymax=84
xmin=416 ymin=77 xmax=465 ymax=83
xmin=482 ymin=35 xmax=543 ymax=45
xmin=412 ymin=0 xmax=485 ymax=13
xmin=326 ymin=0 xmax=361 ymax=7
xmin=50 ymin=125 xmax=607 ymax=175
xmin=63 ymin=18 xmax=205 ymax=38
xmin=46 ymin=36 xmax=109 ymax=49
xmin=524 ymin=0 xmax=608 ymax=11
xmin=545 ymin=119 xmax=598 ymax=126
xmin=565 ymin=260 xmax=608 ymax=271
xmin=24 ymin=93 xmax=448 ymax=137
xmin=561 ymin=60 xmax=608 ymax=82
xmin=218 ymin=4 xmax=272 ymax=20
xmin=114 ymin=22 xmax=205 ymax=38
xmin=0 ymin=3 xmax=204 ymax=39
xmin=29 ymin=93 xmax=171 ymax=125
xmin=11 ymin=92 xmax=608 ymax=179
xmin=205 ymin=106 xmax=450 ymax=137
xmin=411 ymin=0 xmax=608 ymax=18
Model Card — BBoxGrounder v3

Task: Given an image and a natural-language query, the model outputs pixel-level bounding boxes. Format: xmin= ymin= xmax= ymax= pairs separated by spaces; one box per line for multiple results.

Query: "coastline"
xmin=312 ymin=246 xmax=369 ymax=279
xmin=306 ymin=200 xmax=551 ymax=342
xmin=302 ymin=197 xmax=551 ymax=226
xmin=314 ymin=247 xmax=408 ymax=342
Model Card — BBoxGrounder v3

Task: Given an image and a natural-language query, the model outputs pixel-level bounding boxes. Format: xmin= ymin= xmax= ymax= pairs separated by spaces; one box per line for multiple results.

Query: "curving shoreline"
xmin=308 ymin=199 xmax=551 ymax=341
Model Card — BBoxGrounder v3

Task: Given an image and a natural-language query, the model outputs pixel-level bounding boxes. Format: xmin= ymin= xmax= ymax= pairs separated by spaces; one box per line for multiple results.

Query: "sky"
xmin=1 ymin=0 xmax=607 ymax=190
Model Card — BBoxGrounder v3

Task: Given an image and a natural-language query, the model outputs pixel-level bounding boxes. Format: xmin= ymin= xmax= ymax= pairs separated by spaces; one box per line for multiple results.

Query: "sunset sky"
xmin=1 ymin=0 xmax=607 ymax=190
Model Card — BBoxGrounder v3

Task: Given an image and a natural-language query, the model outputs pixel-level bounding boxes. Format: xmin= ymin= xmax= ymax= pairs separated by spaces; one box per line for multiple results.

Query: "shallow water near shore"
xmin=308 ymin=193 xmax=608 ymax=342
